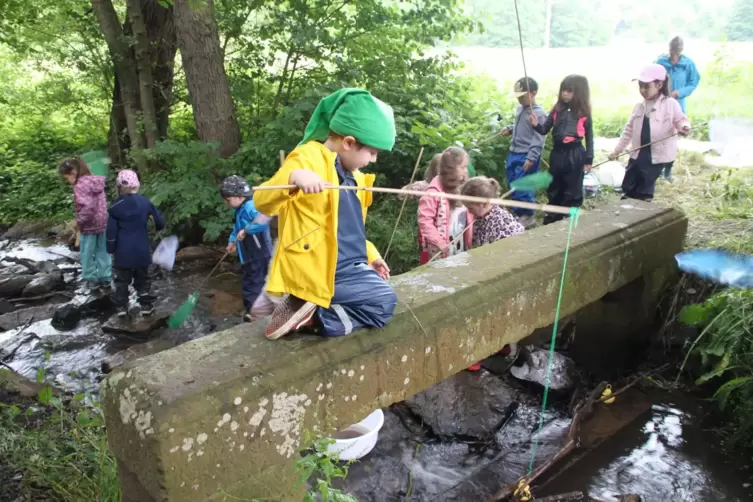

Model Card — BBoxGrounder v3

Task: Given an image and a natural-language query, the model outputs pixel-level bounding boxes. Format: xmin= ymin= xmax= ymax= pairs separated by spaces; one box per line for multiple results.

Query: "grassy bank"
xmin=0 ymin=370 xmax=120 ymax=501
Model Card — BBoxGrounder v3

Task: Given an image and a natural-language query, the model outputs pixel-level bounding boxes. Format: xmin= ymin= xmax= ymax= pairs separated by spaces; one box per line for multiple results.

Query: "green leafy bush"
xmin=679 ymin=288 xmax=753 ymax=446
xmin=0 ymin=159 xmax=72 ymax=224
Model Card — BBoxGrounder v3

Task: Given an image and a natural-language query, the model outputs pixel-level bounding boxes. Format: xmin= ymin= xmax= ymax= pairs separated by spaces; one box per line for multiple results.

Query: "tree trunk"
xmin=107 ymin=74 xmax=130 ymax=170
xmin=143 ymin=0 xmax=176 ymax=140
xmin=174 ymin=0 xmax=241 ymax=157
xmin=126 ymin=0 xmax=159 ymax=149
xmin=91 ymin=0 xmax=147 ymax=171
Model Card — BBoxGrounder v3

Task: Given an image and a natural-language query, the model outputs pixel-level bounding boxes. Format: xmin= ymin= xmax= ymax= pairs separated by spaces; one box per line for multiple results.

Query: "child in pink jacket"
xmin=417 ymin=147 xmax=473 ymax=263
xmin=610 ymin=64 xmax=690 ymax=201
xmin=58 ymin=157 xmax=112 ymax=292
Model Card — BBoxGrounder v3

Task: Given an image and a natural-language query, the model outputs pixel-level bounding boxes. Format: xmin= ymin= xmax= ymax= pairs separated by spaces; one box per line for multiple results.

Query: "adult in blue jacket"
xmin=106 ymin=170 xmax=165 ymax=316
xmin=656 ymin=36 xmax=700 ymax=180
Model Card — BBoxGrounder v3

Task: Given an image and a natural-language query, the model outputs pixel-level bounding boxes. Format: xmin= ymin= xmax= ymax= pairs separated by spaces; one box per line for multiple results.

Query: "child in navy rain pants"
xmin=220 ymin=176 xmax=273 ymax=322
xmin=107 ymin=169 xmax=164 ymax=316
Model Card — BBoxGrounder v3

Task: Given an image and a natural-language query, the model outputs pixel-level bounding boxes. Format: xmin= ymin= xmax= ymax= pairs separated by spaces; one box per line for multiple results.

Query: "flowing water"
xmin=0 ymin=238 xmax=244 ymax=395
xmin=540 ymin=394 xmax=753 ymax=502
xmin=2 ymin=239 xmax=753 ymax=501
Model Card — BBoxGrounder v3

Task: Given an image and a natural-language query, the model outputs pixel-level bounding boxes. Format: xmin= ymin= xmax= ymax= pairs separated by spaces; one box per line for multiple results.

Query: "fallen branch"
xmin=43 ymin=250 xmax=78 ymax=263
xmin=2 ymin=333 xmax=40 ymax=363
xmin=492 ymin=365 xmax=668 ymax=501
xmin=9 ymin=291 xmax=74 ymax=303
xmin=593 ymin=363 xmax=670 ymax=405
xmin=1 ymin=256 xmax=40 ymax=273
xmin=534 ymin=492 xmax=585 ymax=502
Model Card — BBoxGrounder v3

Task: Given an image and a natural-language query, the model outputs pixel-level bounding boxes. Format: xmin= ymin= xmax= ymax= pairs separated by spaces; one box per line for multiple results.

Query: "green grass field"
xmin=453 ymin=42 xmax=753 ymax=133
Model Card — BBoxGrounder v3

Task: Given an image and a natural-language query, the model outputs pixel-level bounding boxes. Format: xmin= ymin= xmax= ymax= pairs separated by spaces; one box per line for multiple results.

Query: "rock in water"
xmin=176 ymin=246 xmax=219 ymax=263
xmin=22 ymin=271 xmax=63 ymax=297
xmin=0 ymin=303 xmax=63 ymax=331
xmin=102 ymin=338 xmax=178 ymax=373
xmin=102 ymin=313 xmax=168 ymax=337
xmin=3 ymin=221 xmax=50 ymax=240
xmin=0 ymin=275 xmax=34 ymax=298
xmin=509 ymin=346 xmax=578 ymax=391
xmin=51 ymin=304 xmax=81 ymax=331
xmin=406 ymin=370 xmax=519 ymax=440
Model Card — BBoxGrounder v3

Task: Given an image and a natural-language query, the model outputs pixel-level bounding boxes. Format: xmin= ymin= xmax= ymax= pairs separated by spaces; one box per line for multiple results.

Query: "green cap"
xmin=300 ymin=88 xmax=396 ymax=151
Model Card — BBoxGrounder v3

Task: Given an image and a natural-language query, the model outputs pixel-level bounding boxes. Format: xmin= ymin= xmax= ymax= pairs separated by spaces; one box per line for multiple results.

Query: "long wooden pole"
xmin=252 ymin=184 xmax=572 ymax=215
xmin=427 ymin=188 xmax=516 ymax=263
xmin=593 ymin=121 xmax=708 ymax=170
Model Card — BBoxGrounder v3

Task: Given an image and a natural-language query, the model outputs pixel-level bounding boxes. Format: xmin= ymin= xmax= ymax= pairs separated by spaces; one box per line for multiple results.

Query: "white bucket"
xmin=326 ymin=409 xmax=384 ymax=461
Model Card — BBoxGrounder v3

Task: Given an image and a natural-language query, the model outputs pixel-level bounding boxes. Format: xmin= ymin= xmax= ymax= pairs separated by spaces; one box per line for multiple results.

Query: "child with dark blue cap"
xmin=220 ymin=175 xmax=273 ymax=322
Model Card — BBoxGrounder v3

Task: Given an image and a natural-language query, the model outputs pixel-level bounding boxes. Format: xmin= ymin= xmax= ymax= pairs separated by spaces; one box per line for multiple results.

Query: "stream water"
xmin=2 ymin=238 xmax=752 ymax=501
xmin=0 ymin=238 xmax=243 ymax=395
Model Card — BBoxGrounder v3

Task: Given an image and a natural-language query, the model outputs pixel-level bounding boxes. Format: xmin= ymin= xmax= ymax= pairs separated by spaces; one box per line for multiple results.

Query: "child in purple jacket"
xmin=58 ymin=157 xmax=112 ymax=292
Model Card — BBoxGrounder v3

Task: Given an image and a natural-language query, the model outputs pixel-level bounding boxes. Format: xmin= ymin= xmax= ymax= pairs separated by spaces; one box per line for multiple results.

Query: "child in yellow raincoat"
xmin=254 ymin=88 xmax=398 ymax=340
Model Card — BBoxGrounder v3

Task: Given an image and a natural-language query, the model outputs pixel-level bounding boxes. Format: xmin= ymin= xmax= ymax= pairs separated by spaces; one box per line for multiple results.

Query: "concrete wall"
xmin=102 ymin=201 xmax=687 ymax=501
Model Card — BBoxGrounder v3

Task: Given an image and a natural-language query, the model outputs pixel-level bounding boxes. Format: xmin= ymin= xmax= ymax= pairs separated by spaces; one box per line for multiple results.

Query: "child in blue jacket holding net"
xmin=220 ymin=175 xmax=273 ymax=322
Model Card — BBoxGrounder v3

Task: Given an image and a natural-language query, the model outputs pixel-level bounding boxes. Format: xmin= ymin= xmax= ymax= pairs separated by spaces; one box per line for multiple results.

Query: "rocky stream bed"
xmin=1 ymin=222 xmax=752 ymax=501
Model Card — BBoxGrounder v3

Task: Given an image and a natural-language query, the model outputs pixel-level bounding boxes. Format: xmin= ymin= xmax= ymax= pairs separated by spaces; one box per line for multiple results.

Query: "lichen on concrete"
xmin=101 ymin=201 xmax=687 ymax=502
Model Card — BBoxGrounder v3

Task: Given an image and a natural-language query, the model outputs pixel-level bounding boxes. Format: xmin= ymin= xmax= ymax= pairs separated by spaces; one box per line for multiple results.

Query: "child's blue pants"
xmin=506 ymin=151 xmax=540 ymax=217
xmin=316 ymin=263 xmax=397 ymax=337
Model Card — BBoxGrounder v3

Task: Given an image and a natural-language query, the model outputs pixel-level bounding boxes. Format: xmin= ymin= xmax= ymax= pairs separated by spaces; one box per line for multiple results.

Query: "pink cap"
xmin=116 ymin=169 xmax=140 ymax=189
xmin=635 ymin=64 xmax=667 ymax=83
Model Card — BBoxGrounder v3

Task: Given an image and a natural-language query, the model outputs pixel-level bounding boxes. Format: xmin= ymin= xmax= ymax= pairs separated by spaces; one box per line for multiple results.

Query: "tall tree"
xmin=92 ymin=0 xmax=176 ymax=170
xmin=91 ymin=0 xmax=147 ymax=170
xmin=174 ymin=0 xmax=241 ymax=157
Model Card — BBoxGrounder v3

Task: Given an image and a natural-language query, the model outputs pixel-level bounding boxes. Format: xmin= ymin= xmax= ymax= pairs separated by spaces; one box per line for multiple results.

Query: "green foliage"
xmin=461 ymin=0 xmax=735 ymax=48
xmin=0 ymin=390 xmax=120 ymax=501
xmin=141 ymin=140 xmax=259 ymax=242
xmin=296 ymin=434 xmax=357 ymax=502
xmin=726 ymin=0 xmax=753 ymax=41
xmin=679 ymin=289 xmax=753 ymax=447
xmin=0 ymin=159 xmax=73 ymax=224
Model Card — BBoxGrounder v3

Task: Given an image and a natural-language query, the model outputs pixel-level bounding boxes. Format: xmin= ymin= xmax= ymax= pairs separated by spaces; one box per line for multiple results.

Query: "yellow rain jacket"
xmin=254 ymin=141 xmax=381 ymax=308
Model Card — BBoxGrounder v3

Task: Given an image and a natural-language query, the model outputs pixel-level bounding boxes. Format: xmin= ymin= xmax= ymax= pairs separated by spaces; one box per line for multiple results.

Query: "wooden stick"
xmin=427 ymin=188 xmax=515 ymax=263
xmin=474 ymin=131 xmax=503 ymax=147
xmin=384 ymin=147 xmax=424 ymax=261
xmin=279 ymin=150 xmax=285 ymax=167
xmin=252 ymin=184 xmax=573 ymax=215
xmin=593 ymin=121 xmax=709 ymax=170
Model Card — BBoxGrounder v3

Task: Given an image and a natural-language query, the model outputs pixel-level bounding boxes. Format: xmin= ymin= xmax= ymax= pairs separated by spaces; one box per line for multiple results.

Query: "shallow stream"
xmin=1 ymin=238 xmax=752 ymax=501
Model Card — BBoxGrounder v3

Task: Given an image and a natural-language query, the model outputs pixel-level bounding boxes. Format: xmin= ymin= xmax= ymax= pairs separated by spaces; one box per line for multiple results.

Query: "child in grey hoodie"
xmin=500 ymin=77 xmax=547 ymax=228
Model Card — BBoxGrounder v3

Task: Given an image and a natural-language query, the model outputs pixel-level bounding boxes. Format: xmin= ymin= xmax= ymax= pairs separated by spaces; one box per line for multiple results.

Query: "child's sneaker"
xmin=116 ymin=307 xmax=128 ymax=318
xmin=140 ymin=304 xmax=155 ymax=316
xmin=243 ymin=310 xmax=254 ymax=323
xmin=99 ymin=281 xmax=113 ymax=294
xmin=467 ymin=362 xmax=482 ymax=371
xmin=264 ymin=297 xmax=316 ymax=340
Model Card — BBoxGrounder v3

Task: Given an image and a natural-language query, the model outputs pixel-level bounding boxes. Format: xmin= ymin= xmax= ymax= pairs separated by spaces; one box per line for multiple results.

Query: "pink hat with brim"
xmin=116 ymin=169 xmax=140 ymax=189
xmin=635 ymin=64 xmax=667 ymax=83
